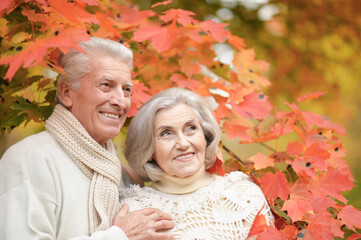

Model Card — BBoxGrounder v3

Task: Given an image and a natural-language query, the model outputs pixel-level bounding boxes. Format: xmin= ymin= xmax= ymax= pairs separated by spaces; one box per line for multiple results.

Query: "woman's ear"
xmin=58 ymin=81 xmax=73 ymax=108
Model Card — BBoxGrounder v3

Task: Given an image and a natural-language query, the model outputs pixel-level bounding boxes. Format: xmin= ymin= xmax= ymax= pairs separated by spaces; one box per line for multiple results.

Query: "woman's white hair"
xmin=124 ymin=87 xmax=220 ymax=182
xmin=56 ymin=37 xmax=133 ymax=104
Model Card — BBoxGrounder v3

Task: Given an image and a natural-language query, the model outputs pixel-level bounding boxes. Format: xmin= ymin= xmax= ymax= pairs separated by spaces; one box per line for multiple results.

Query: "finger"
xmin=152 ymin=232 xmax=175 ymax=240
xmin=154 ymin=219 xmax=175 ymax=231
xmin=156 ymin=211 xmax=173 ymax=221
xmin=133 ymin=207 xmax=157 ymax=216
xmin=116 ymin=203 xmax=130 ymax=217
xmin=140 ymin=208 xmax=173 ymax=220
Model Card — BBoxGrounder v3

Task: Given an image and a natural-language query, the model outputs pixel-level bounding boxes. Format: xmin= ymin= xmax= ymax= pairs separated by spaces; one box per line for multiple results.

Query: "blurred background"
xmin=1 ymin=0 xmax=360 ymax=207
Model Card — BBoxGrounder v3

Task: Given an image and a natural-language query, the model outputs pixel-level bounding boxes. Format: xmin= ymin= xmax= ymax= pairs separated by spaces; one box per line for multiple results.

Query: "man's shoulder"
xmin=4 ymin=131 xmax=57 ymax=156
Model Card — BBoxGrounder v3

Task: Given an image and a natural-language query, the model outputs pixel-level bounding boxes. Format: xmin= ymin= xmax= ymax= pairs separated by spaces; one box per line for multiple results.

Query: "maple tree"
xmin=0 ymin=0 xmax=360 ymax=239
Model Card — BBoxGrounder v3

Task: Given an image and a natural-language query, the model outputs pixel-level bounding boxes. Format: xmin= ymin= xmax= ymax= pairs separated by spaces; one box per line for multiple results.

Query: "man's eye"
xmin=100 ymin=82 xmax=110 ymax=87
xmin=123 ymin=87 xmax=133 ymax=97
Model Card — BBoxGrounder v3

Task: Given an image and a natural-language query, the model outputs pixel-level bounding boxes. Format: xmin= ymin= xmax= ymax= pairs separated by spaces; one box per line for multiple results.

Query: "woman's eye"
xmin=187 ymin=125 xmax=196 ymax=131
xmin=160 ymin=131 xmax=171 ymax=137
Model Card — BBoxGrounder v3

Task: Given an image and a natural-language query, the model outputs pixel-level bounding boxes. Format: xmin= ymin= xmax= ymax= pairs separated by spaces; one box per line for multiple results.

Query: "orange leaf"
xmin=306 ymin=212 xmax=344 ymax=239
xmin=48 ymin=0 xmax=97 ymax=24
xmin=206 ymin=157 xmax=225 ymax=176
xmin=227 ymin=34 xmax=246 ymax=50
xmin=247 ymin=212 xmax=267 ymax=237
xmin=304 ymin=143 xmax=330 ymax=171
xmin=310 ymin=168 xmax=354 ymax=203
xmin=199 ymin=20 xmax=228 ymax=42
xmin=222 ymin=118 xmax=252 ymax=142
xmin=160 ymin=8 xmax=195 ymax=26
xmin=338 ymin=206 xmax=361 ymax=229
xmin=257 ymin=226 xmax=290 ymax=240
xmin=77 ymin=0 xmax=98 ymax=6
xmin=281 ymin=198 xmax=312 ymax=222
xmin=0 ymin=27 xmax=89 ymax=80
xmin=348 ymin=234 xmax=361 ymax=240
xmin=231 ymin=93 xmax=272 ymax=120
xmin=249 ymin=153 xmax=274 ymax=170
xmin=297 ymin=91 xmax=327 ymax=103
xmin=287 ymin=140 xmax=305 ymax=156
xmin=260 ymin=172 xmax=290 ymax=201
xmin=169 ymin=73 xmax=199 ymax=90
xmin=151 ymin=0 xmax=173 ymax=8
xmin=132 ymin=22 xmax=178 ymax=52
xmin=302 ymin=111 xmax=346 ymax=135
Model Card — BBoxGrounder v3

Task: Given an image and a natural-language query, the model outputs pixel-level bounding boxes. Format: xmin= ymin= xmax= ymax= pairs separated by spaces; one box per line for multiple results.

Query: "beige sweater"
xmin=0 ymin=131 xmax=128 ymax=240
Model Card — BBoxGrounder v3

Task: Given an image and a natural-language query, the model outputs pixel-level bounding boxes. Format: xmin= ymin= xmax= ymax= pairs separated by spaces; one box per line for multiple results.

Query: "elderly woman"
xmin=121 ymin=87 xmax=274 ymax=239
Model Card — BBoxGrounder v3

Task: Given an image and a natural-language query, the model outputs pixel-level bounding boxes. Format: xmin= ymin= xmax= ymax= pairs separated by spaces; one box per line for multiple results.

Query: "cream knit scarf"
xmin=45 ymin=104 xmax=122 ymax=233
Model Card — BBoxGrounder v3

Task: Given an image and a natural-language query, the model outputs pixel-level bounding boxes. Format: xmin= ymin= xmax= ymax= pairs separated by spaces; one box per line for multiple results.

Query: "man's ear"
xmin=58 ymin=81 xmax=73 ymax=108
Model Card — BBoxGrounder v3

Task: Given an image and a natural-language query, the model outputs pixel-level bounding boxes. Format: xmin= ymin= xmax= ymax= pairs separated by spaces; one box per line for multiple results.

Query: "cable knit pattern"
xmin=120 ymin=171 xmax=274 ymax=240
xmin=45 ymin=104 xmax=122 ymax=233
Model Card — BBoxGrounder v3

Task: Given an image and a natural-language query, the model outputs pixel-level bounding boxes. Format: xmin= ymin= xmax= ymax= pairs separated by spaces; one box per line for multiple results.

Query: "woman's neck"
xmin=151 ymin=166 xmax=214 ymax=194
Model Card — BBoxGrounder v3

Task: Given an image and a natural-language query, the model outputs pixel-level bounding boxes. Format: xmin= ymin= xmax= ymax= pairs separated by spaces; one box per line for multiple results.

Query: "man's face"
xmin=63 ymin=55 xmax=132 ymax=146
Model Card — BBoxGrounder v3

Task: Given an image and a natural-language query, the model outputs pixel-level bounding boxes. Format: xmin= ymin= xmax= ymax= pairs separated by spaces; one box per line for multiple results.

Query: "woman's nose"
xmin=176 ymin=134 xmax=190 ymax=149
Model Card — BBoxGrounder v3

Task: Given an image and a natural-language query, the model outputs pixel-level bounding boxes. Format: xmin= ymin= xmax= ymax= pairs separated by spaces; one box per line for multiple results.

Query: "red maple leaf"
xmin=302 ymin=111 xmax=346 ymax=135
xmin=206 ymin=157 xmax=225 ymax=176
xmin=132 ymin=21 xmax=178 ymax=52
xmin=160 ymin=8 xmax=195 ymax=26
xmin=310 ymin=196 xmax=336 ymax=214
xmin=249 ymin=153 xmax=274 ymax=170
xmin=260 ymin=172 xmax=290 ymax=201
xmin=348 ymin=234 xmax=361 ymax=240
xmin=247 ymin=211 xmax=268 ymax=237
xmin=170 ymin=73 xmax=200 ymax=90
xmin=199 ymin=19 xmax=228 ymax=42
xmin=286 ymin=140 xmax=305 ymax=156
xmin=222 ymin=118 xmax=252 ymax=142
xmin=151 ymin=0 xmax=173 ymax=8
xmin=227 ymin=35 xmax=246 ymax=50
xmin=128 ymin=80 xmax=151 ymax=117
xmin=281 ymin=198 xmax=312 ymax=222
xmin=338 ymin=206 xmax=361 ymax=229
xmin=47 ymin=0 xmax=97 ymax=24
xmin=0 ymin=27 xmax=89 ymax=80
xmin=231 ymin=93 xmax=272 ymax=120
xmin=297 ymin=91 xmax=327 ymax=103
xmin=306 ymin=212 xmax=343 ymax=239
xmin=257 ymin=226 xmax=291 ymax=240
xmin=304 ymin=143 xmax=330 ymax=171
xmin=291 ymin=156 xmax=317 ymax=178
xmin=309 ymin=168 xmax=354 ymax=202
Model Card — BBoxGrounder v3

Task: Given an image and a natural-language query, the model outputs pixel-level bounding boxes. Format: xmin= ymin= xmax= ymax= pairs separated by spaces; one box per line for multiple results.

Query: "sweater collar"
xmin=151 ymin=166 xmax=214 ymax=194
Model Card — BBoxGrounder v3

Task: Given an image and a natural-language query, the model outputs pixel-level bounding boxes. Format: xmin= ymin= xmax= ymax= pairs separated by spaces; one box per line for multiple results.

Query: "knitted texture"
xmin=45 ymin=104 xmax=122 ymax=233
xmin=120 ymin=172 xmax=274 ymax=240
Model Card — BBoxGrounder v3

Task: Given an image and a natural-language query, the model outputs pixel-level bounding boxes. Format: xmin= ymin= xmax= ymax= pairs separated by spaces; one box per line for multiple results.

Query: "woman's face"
xmin=153 ymin=103 xmax=207 ymax=178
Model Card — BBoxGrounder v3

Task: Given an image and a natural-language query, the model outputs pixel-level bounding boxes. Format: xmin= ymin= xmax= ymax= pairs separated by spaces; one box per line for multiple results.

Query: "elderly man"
xmin=0 ymin=37 xmax=174 ymax=240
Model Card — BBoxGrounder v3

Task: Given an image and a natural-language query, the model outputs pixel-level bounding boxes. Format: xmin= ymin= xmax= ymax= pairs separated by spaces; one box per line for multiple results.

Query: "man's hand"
xmin=112 ymin=204 xmax=175 ymax=240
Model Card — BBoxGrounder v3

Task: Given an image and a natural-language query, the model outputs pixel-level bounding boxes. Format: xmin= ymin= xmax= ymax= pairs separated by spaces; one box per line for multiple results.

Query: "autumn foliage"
xmin=0 ymin=0 xmax=360 ymax=239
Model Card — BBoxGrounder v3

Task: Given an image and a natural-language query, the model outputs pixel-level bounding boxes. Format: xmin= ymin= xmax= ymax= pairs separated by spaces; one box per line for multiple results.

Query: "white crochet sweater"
xmin=119 ymin=171 xmax=274 ymax=240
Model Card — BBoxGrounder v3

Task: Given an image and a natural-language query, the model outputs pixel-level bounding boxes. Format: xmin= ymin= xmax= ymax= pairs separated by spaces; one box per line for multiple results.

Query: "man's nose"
xmin=110 ymin=87 xmax=127 ymax=109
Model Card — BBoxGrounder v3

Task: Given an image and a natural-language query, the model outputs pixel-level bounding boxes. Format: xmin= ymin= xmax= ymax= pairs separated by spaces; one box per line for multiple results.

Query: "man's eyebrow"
xmin=124 ymin=82 xmax=134 ymax=88
xmin=100 ymin=75 xmax=114 ymax=81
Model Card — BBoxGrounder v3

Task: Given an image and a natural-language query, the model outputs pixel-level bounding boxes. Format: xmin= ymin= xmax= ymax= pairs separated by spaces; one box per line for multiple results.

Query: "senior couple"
xmin=0 ymin=37 xmax=273 ymax=240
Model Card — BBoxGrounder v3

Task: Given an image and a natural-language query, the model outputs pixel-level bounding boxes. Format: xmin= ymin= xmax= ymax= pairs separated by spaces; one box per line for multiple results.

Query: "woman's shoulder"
xmin=213 ymin=171 xmax=265 ymax=196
